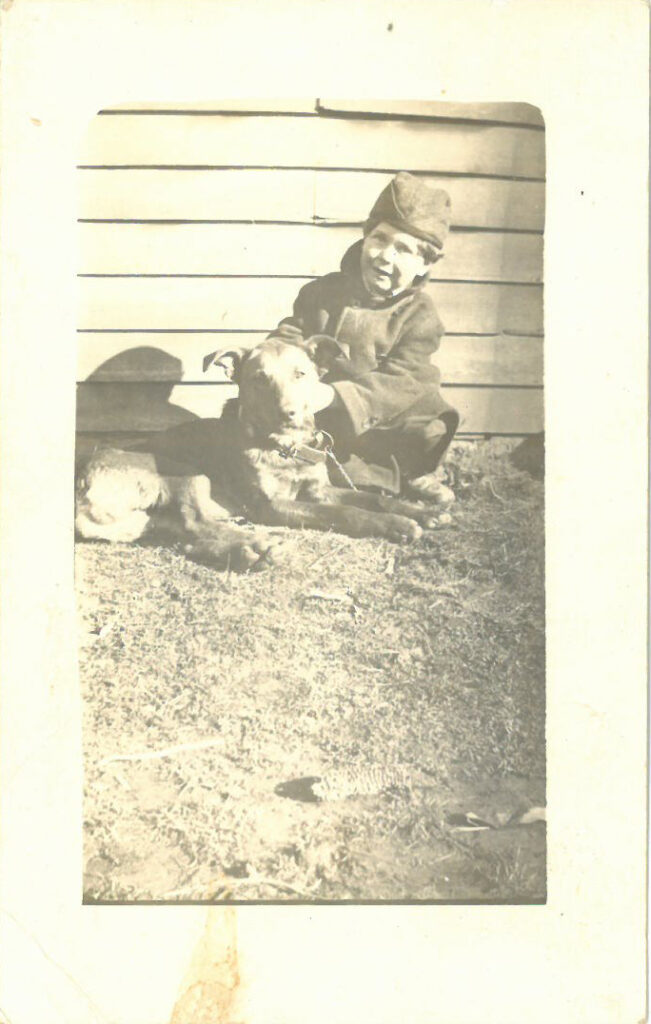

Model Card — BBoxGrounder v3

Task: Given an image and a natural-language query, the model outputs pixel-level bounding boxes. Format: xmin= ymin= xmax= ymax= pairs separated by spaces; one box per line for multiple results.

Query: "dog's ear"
xmin=203 ymin=348 xmax=247 ymax=380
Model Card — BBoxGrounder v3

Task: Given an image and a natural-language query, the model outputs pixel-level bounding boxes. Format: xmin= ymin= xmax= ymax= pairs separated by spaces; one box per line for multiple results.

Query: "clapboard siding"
xmin=78 ymin=334 xmax=544 ymax=387
xmin=77 ymin=102 xmax=545 ymax=438
xmin=76 ymin=382 xmax=543 ymax=435
xmin=317 ymin=99 xmax=545 ymax=128
xmin=79 ymin=223 xmax=542 ymax=283
xmin=78 ymin=277 xmax=543 ymax=336
xmin=78 ymin=170 xmax=545 ymax=231
xmin=81 ymin=115 xmax=545 ymax=179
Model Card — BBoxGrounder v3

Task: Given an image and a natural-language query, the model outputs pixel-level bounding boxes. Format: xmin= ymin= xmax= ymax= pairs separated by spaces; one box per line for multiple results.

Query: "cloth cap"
xmin=364 ymin=171 xmax=452 ymax=250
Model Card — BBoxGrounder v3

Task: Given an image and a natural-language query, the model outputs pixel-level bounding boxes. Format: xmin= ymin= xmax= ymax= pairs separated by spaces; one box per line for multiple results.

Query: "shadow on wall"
xmin=76 ymin=346 xmax=200 ymax=428
xmin=75 ymin=347 xmax=200 ymax=465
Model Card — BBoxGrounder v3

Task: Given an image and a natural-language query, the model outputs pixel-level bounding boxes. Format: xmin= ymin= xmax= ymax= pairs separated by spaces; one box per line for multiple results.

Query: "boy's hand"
xmin=305 ymin=334 xmax=350 ymax=367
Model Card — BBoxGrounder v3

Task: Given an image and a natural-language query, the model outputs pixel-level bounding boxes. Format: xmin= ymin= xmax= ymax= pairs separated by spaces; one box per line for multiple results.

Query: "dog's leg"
xmin=174 ymin=475 xmax=233 ymax=532
xmin=252 ymin=498 xmax=422 ymax=542
xmin=184 ymin=522 xmax=282 ymax=572
xmin=321 ymin=487 xmax=441 ymax=529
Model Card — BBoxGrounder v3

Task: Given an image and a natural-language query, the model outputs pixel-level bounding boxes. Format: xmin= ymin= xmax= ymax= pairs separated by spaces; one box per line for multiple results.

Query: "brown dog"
xmin=75 ymin=340 xmax=440 ymax=570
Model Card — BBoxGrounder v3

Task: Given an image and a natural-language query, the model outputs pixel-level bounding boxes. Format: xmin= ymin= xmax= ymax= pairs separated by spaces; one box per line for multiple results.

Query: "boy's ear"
xmin=203 ymin=348 xmax=247 ymax=380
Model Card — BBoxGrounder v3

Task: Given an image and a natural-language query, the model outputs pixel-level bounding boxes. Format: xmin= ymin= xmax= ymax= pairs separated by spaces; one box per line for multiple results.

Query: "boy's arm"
xmin=267 ymin=278 xmax=356 ymax=379
xmin=267 ymin=279 xmax=329 ymax=348
xmin=330 ymin=298 xmax=445 ymax=434
xmin=267 ymin=281 xmax=445 ymax=427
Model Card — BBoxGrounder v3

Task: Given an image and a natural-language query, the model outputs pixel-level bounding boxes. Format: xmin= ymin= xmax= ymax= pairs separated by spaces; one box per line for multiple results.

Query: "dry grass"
xmin=78 ymin=439 xmax=545 ymax=903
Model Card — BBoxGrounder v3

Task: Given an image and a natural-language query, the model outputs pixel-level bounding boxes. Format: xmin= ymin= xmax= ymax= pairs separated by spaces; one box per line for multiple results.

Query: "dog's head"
xmin=204 ymin=340 xmax=322 ymax=442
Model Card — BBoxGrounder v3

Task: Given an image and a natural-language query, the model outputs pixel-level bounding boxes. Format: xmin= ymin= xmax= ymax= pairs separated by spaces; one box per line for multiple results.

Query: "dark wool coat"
xmin=269 ymin=241 xmax=459 ymax=451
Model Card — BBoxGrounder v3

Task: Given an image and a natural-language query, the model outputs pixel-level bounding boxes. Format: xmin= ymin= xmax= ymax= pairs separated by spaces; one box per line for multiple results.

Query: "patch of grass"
xmin=78 ymin=438 xmax=545 ymax=902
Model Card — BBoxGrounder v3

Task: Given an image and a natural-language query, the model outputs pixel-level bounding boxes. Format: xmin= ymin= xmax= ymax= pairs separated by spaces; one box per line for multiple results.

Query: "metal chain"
xmin=275 ymin=430 xmax=358 ymax=491
xmin=317 ymin=431 xmax=359 ymax=491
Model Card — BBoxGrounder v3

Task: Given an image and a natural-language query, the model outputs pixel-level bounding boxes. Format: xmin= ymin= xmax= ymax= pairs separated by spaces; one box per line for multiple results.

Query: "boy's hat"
xmin=364 ymin=171 xmax=452 ymax=249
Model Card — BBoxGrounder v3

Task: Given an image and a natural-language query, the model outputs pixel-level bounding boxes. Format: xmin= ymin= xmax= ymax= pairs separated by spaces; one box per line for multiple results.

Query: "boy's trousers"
xmin=316 ymin=391 xmax=460 ymax=495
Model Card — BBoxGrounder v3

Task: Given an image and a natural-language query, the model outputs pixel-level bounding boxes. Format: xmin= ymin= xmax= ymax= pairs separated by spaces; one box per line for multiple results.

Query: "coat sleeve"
xmin=331 ymin=297 xmax=445 ymax=434
xmin=267 ymin=278 xmax=355 ymax=373
xmin=267 ymin=279 xmax=331 ymax=348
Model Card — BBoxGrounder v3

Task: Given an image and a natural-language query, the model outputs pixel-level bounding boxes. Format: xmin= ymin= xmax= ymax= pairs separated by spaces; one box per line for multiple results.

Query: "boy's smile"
xmin=360 ymin=221 xmax=429 ymax=298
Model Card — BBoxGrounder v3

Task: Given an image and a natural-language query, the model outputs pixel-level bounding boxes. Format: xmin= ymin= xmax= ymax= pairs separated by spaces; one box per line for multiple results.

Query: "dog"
xmin=75 ymin=339 xmax=441 ymax=570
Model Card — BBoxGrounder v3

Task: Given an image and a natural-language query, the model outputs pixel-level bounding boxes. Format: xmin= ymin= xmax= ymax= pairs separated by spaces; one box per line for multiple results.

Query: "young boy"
xmin=268 ymin=171 xmax=459 ymax=502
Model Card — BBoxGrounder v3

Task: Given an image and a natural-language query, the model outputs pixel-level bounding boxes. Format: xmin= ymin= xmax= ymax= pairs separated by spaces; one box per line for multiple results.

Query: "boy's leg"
xmin=316 ymin=393 xmax=459 ymax=498
xmin=315 ymin=405 xmax=402 ymax=493
xmin=351 ymin=396 xmax=460 ymax=501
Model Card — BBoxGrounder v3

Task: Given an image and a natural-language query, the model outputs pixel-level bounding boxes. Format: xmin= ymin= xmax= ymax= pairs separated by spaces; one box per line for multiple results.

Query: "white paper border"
xmin=1 ymin=2 xmax=647 ymax=1021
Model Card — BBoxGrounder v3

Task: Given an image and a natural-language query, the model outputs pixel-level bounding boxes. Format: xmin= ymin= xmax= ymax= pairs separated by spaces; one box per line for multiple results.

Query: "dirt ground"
xmin=78 ymin=438 xmax=546 ymax=903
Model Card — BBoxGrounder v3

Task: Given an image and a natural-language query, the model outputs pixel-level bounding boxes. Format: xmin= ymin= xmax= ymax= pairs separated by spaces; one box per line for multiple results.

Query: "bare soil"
xmin=78 ymin=439 xmax=545 ymax=903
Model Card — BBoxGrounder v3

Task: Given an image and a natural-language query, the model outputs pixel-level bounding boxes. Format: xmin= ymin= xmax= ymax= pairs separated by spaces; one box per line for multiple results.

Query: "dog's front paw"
xmin=382 ymin=515 xmax=423 ymax=544
xmin=184 ymin=529 xmax=282 ymax=572
xmin=230 ymin=537 xmax=282 ymax=572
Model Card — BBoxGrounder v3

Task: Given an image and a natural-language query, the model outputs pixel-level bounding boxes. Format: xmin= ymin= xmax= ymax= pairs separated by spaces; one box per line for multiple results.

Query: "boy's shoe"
xmin=405 ymin=472 xmax=456 ymax=505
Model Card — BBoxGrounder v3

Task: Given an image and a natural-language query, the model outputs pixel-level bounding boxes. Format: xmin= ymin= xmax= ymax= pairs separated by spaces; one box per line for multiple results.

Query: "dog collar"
xmin=275 ymin=432 xmax=358 ymax=490
xmin=275 ymin=430 xmax=332 ymax=464
xmin=292 ymin=444 xmax=329 ymax=465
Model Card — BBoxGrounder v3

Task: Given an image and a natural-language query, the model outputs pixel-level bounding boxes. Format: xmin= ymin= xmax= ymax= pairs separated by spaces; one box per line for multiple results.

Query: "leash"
xmin=323 ymin=439 xmax=359 ymax=491
xmin=276 ymin=430 xmax=358 ymax=491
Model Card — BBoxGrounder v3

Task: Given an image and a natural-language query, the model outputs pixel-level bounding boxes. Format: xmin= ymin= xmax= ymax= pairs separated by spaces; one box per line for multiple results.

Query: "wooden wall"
xmin=76 ymin=99 xmax=545 ymax=445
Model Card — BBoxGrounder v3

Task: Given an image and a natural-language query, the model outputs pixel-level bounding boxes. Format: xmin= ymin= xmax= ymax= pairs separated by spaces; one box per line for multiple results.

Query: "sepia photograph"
xmin=1 ymin=1 xmax=648 ymax=1020
xmin=75 ymin=99 xmax=546 ymax=904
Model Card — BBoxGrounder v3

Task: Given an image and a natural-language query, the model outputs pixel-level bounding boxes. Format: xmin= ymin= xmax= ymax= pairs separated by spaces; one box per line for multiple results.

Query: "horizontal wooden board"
xmin=81 ymin=115 xmax=545 ymax=179
xmin=313 ymin=172 xmax=545 ymax=232
xmin=318 ymin=99 xmax=545 ymax=128
xmin=76 ymin=381 xmax=237 ymax=431
xmin=100 ymin=100 xmax=319 ymax=114
xmin=452 ymin=386 xmax=543 ymax=433
xmin=79 ymin=223 xmax=542 ymax=283
xmin=77 ymin=333 xmax=544 ymax=387
xmin=98 ymin=100 xmax=545 ymax=127
xmin=438 ymin=335 xmax=543 ymax=386
xmin=76 ymin=381 xmax=543 ymax=435
xmin=78 ymin=277 xmax=544 ymax=335
xmin=78 ymin=169 xmax=546 ymax=231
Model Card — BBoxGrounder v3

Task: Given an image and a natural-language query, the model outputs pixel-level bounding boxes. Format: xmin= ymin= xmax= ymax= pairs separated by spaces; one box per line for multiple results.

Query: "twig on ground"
xmin=159 ymin=874 xmax=229 ymax=901
xmin=304 ymin=588 xmax=355 ymax=607
xmin=99 ymin=737 xmax=226 ymax=766
xmin=415 ymin=622 xmax=435 ymax=659
xmin=231 ymin=875 xmax=321 ymax=898
xmin=483 ymin=477 xmax=506 ymax=502
xmin=104 ymin=766 xmax=132 ymax=790
xmin=307 ymin=539 xmax=349 ymax=570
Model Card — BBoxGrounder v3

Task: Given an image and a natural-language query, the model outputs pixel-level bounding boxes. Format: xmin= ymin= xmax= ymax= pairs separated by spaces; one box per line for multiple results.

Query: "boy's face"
xmin=360 ymin=221 xmax=429 ymax=297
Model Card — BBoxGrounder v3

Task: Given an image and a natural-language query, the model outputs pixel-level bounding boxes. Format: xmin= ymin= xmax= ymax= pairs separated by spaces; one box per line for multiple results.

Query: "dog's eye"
xmin=294 ymin=369 xmax=306 ymax=379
